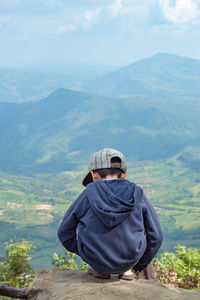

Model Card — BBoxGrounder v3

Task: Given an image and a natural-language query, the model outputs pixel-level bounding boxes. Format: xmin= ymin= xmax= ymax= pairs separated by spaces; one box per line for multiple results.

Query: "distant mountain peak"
xmin=49 ymin=88 xmax=86 ymax=100
xmin=152 ymin=52 xmax=200 ymax=62
xmin=87 ymin=53 xmax=200 ymax=97
xmin=153 ymin=52 xmax=178 ymax=57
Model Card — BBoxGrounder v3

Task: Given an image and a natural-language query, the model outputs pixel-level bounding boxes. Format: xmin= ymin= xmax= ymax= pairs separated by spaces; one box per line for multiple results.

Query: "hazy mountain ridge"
xmin=0 ymin=64 xmax=119 ymax=103
xmin=0 ymin=53 xmax=199 ymax=173
xmin=87 ymin=53 xmax=200 ymax=97
xmin=1 ymin=53 xmax=199 ymax=103
xmin=0 ymin=69 xmax=86 ymax=103
xmin=0 ymin=89 xmax=199 ymax=173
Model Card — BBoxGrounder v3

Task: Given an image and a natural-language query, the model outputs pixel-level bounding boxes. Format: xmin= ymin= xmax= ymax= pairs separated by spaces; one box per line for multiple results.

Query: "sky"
xmin=0 ymin=0 xmax=200 ymax=68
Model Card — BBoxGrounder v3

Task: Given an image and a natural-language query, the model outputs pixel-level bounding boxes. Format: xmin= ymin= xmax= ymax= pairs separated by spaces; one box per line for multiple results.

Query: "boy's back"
xmin=58 ymin=148 xmax=163 ymax=277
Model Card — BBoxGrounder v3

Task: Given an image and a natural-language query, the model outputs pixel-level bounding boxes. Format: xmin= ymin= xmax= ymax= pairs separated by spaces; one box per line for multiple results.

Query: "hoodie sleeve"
xmin=58 ymin=190 xmax=87 ymax=255
xmin=134 ymin=192 xmax=163 ymax=272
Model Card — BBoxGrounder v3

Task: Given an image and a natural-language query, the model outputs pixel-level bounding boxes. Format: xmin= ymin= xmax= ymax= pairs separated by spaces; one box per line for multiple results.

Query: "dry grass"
xmin=36 ymin=204 xmax=53 ymax=210
xmin=7 ymin=202 xmax=22 ymax=208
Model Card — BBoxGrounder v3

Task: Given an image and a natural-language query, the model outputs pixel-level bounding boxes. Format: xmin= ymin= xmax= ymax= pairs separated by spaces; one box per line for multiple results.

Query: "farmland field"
xmin=0 ymin=146 xmax=199 ymax=268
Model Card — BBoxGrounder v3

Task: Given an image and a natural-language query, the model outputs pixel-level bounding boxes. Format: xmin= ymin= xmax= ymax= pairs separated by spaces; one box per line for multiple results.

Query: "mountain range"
xmin=0 ymin=53 xmax=199 ymax=173
xmin=0 ymin=64 xmax=118 ymax=103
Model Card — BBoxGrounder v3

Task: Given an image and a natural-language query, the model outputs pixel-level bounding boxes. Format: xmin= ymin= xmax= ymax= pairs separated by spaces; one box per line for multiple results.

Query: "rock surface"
xmin=27 ymin=268 xmax=200 ymax=300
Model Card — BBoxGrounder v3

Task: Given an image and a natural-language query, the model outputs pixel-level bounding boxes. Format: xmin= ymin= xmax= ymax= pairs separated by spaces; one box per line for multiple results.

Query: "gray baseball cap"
xmin=82 ymin=148 xmax=127 ymax=186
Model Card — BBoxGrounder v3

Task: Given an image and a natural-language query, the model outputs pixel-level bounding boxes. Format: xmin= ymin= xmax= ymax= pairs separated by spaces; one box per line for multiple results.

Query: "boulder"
xmin=27 ymin=268 xmax=200 ymax=300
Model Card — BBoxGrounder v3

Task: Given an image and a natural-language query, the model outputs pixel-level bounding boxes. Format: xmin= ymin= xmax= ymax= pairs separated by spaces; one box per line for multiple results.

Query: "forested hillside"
xmin=0 ymin=90 xmax=199 ymax=173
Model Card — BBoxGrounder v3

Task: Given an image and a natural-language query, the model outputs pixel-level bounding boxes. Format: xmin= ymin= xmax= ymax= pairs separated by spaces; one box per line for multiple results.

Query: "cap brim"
xmin=82 ymin=172 xmax=93 ymax=186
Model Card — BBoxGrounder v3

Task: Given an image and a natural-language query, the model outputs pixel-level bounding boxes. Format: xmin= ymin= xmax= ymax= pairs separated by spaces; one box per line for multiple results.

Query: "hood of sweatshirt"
xmin=86 ymin=179 xmax=135 ymax=228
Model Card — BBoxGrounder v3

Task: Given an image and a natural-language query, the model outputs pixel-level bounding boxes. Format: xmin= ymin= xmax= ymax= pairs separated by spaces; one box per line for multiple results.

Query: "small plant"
xmin=153 ymin=245 xmax=200 ymax=289
xmin=52 ymin=251 xmax=88 ymax=271
xmin=0 ymin=239 xmax=35 ymax=288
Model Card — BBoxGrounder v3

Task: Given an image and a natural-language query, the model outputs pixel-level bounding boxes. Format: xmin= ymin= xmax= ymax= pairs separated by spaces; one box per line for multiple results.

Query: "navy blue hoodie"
xmin=58 ymin=179 xmax=163 ymax=273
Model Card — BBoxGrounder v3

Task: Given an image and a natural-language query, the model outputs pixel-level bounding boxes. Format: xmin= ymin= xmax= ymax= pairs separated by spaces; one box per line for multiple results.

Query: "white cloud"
xmin=108 ymin=0 xmax=123 ymax=17
xmin=107 ymin=0 xmax=156 ymax=17
xmin=106 ymin=0 xmax=200 ymax=26
xmin=56 ymin=24 xmax=77 ymax=34
xmin=55 ymin=6 xmax=102 ymax=34
xmin=83 ymin=7 xmax=102 ymax=27
xmin=159 ymin=0 xmax=198 ymax=23
xmin=0 ymin=0 xmax=199 ymax=39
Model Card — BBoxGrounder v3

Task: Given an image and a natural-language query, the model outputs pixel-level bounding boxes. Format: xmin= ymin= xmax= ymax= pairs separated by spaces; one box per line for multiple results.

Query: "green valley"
xmin=0 ymin=147 xmax=199 ymax=268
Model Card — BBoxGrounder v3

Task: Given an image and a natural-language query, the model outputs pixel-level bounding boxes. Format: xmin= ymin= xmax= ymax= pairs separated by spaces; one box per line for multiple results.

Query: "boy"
xmin=58 ymin=148 xmax=163 ymax=280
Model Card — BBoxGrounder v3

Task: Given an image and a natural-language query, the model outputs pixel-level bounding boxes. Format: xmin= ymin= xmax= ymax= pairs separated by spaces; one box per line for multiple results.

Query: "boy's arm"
xmin=58 ymin=190 xmax=87 ymax=255
xmin=134 ymin=192 xmax=163 ymax=272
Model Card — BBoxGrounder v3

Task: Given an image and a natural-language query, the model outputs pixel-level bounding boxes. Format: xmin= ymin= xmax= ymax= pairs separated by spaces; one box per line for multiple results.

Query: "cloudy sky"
xmin=0 ymin=0 xmax=200 ymax=67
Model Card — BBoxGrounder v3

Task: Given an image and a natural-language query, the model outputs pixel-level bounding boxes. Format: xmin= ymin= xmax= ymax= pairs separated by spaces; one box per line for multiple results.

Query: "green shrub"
xmin=0 ymin=239 xmax=35 ymax=288
xmin=52 ymin=251 xmax=88 ymax=271
xmin=153 ymin=245 xmax=200 ymax=289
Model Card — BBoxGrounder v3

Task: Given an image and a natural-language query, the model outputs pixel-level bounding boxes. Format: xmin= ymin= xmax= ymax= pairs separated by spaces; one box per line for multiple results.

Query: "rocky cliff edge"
xmin=27 ymin=268 xmax=200 ymax=300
